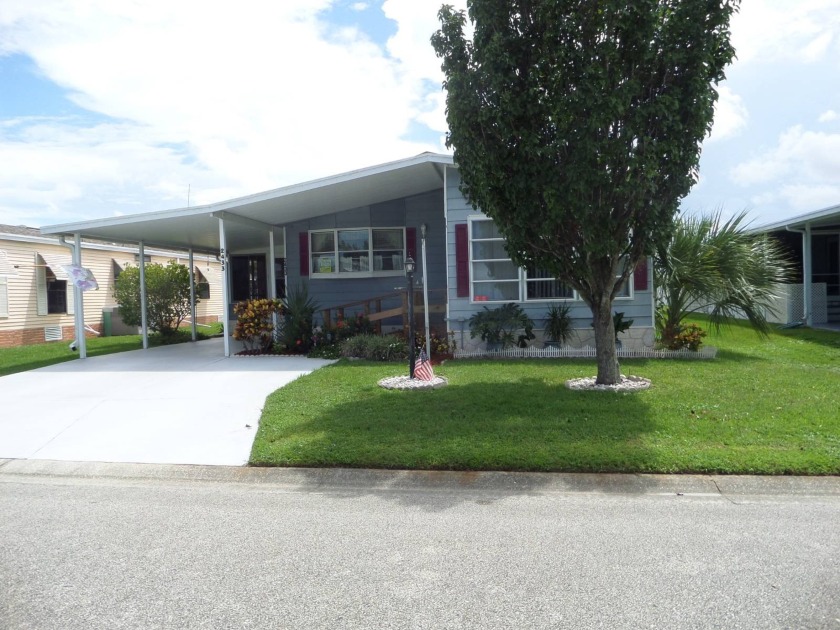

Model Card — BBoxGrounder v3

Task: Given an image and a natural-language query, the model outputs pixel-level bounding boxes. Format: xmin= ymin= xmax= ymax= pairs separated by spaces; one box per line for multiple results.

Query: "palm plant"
xmin=654 ymin=211 xmax=794 ymax=345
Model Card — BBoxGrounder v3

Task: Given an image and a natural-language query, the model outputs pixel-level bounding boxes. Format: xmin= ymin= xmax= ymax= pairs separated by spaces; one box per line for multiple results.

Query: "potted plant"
xmin=543 ymin=304 xmax=573 ymax=348
xmin=469 ymin=303 xmax=535 ymax=351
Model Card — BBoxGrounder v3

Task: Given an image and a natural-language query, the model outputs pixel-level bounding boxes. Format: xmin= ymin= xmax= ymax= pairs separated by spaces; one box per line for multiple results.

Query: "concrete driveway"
xmin=0 ymin=338 xmax=333 ymax=466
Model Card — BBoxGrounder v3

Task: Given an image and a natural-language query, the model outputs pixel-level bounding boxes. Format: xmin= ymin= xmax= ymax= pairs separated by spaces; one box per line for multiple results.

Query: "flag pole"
xmin=421 ymin=224 xmax=431 ymax=359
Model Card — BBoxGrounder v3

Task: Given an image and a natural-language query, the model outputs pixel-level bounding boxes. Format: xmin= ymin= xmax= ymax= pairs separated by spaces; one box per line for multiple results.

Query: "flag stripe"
xmin=414 ymin=349 xmax=435 ymax=381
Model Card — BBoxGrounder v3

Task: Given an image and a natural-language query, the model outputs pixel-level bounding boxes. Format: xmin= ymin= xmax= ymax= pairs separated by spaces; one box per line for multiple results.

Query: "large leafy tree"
xmin=655 ymin=211 xmax=794 ymax=344
xmin=114 ymin=261 xmax=196 ymax=335
xmin=432 ymin=0 xmax=739 ymax=384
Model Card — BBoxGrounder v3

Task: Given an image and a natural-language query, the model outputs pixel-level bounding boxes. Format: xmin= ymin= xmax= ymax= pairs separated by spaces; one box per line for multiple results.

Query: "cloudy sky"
xmin=1 ymin=0 xmax=839 ymax=230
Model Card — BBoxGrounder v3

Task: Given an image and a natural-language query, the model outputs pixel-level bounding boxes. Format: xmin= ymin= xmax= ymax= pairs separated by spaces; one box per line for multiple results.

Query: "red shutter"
xmin=633 ymin=257 xmax=648 ymax=291
xmin=455 ymin=223 xmax=469 ymax=298
xmin=299 ymin=232 xmax=309 ymax=277
xmin=406 ymin=227 xmax=417 ymax=262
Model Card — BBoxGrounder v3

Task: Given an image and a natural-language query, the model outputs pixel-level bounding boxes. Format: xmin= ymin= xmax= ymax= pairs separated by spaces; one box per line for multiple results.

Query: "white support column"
xmin=219 ymin=218 xmax=231 ymax=357
xmin=803 ymin=223 xmax=813 ymax=326
xmin=73 ymin=233 xmax=87 ymax=359
xmin=188 ymin=249 xmax=197 ymax=341
xmin=268 ymin=230 xmax=277 ymax=299
xmin=268 ymin=229 xmax=279 ymax=335
xmin=139 ymin=241 xmax=149 ymax=349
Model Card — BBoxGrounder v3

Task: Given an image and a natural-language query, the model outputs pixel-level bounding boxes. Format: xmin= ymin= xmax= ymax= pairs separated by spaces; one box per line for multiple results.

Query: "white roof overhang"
xmin=755 ymin=202 xmax=840 ymax=233
xmin=41 ymin=153 xmax=453 ymax=254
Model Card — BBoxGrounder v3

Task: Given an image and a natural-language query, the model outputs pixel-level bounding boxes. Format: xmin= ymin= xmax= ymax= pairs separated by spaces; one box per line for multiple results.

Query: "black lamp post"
xmin=405 ymin=256 xmax=416 ymax=379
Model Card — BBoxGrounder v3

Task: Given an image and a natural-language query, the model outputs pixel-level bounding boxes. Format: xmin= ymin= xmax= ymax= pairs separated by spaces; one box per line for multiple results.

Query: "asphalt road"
xmin=1 ymin=462 xmax=839 ymax=630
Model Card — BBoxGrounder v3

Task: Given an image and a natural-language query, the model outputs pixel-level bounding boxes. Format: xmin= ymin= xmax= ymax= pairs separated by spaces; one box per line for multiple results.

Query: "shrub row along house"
xmin=0 ymin=224 xmax=222 ymax=348
xmin=34 ymin=153 xmax=838 ymax=357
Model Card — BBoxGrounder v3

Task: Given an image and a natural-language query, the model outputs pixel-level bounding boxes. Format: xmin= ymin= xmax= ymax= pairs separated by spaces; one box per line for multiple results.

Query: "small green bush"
xmin=340 ymin=334 xmax=408 ymax=361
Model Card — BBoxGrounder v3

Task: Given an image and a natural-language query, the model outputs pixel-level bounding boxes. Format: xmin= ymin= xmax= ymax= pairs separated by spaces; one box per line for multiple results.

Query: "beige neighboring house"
xmin=0 ymin=224 xmax=223 ymax=348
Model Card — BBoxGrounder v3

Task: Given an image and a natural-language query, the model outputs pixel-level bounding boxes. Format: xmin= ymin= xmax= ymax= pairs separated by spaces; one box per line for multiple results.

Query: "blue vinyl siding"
xmin=444 ymin=166 xmax=654 ymax=333
xmin=284 ymin=189 xmax=446 ymax=325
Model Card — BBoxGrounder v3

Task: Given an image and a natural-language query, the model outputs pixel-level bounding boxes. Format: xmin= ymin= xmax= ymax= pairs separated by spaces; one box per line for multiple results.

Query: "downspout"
xmin=786 ymin=225 xmax=811 ymax=325
xmin=58 ymin=234 xmax=87 ymax=359
xmin=443 ymin=166 xmax=451 ymax=332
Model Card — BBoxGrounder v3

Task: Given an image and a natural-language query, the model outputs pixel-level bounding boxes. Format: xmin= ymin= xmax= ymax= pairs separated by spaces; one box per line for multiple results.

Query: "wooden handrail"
xmin=321 ymin=288 xmax=446 ymax=333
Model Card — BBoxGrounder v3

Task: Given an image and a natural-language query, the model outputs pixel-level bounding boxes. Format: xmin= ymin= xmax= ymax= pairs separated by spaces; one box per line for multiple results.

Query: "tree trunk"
xmin=591 ymin=299 xmax=621 ymax=385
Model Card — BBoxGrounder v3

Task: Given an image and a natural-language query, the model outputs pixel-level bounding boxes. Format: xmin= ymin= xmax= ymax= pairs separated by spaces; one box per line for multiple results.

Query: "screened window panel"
xmin=311 ymin=232 xmax=334 ymax=253
xmin=472 ymin=260 xmax=519 ymax=281
xmin=527 ymin=279 xmax=573 ymax=300
xmin=472 ymin=241 xmax=510 ymax=260
xmin=337 ymin=230 xmax=369 ymax=252
xmin=471 ymin=221 xmax=503 ymax=239
xmin=372 ymin=229 xmax=403 ymax=250
xmin=472 ymin=281 xmax=520 ymax=302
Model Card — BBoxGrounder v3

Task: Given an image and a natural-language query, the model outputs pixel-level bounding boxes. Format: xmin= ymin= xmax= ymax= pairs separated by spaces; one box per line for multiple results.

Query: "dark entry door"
xmin=231 ymin=255 xmax=267 ymax=302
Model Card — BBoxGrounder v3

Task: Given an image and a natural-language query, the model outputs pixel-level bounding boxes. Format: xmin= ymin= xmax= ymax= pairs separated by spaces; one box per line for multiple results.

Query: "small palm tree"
xmin=654 ymin=210 xmax=794 ymax=345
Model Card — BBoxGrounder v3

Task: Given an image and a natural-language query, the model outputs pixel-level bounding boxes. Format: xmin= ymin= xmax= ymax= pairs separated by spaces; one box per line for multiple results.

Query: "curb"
xmin=1 ymin=459 xmax=839 ymax=498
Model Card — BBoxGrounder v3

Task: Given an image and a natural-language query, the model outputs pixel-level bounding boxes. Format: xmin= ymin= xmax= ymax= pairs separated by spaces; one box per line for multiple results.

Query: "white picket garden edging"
xmin=454 ymin=345 xmax=717 ymax=360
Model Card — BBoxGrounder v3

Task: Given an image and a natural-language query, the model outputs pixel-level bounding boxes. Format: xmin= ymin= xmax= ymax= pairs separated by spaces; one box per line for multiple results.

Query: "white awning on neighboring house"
xmin=38 ymin=253 xmax=72 ymax=279
xmin=195 ymin=266 xmax=220 ymax=284
xmin=0 ymin=249 xmax=17 ymax=276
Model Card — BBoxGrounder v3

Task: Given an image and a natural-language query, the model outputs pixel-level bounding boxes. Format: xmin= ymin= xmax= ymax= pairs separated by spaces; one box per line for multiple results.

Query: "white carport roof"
xmin=756 ymin=202 xmax=840 ymax=232
xmin=41 ymin=153 xmax=453 ymax=252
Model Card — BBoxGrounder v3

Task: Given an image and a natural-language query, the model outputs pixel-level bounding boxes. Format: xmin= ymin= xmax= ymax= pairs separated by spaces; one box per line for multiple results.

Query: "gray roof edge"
xmin=40 ymin=152 xmax=455 ymax=235
xmin=754 ymin=202 xmax=840 ymax=232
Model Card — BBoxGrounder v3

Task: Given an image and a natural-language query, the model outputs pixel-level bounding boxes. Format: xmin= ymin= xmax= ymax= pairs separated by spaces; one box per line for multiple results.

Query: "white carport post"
xmin=139 ymin=241 xmax=149 ymax=349
xmin=803 ymin=222 xmax=813 ymax=327
xmin=269 ymin=229 xmax=279 ymax=332
xmin=219 ymin=218 xmax=231 ymax=357
xmin=72 ymin=233 xmax=87 ymax=359
xmin=188 ymin=249 xmax=197 ymax=341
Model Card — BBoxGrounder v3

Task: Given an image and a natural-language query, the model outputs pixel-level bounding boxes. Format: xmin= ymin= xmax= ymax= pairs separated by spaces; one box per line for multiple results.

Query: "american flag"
xmin=414 ymin=348 xmax=435 ymax=381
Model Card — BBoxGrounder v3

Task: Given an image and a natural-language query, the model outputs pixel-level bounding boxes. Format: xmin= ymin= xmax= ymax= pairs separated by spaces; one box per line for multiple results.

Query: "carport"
xmin=0 ymin=337 xmax=333 ymax=465
xmin=39 ymin=153 xmax=451 ymax=358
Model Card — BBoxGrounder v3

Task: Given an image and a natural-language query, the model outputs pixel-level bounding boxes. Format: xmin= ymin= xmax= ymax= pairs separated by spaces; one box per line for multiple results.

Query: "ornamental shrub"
xmin=340 ymin=334 xmax=408 ymax=361
xmin=113 ymin=261 xmax=195 ymax=336
xmin=664 ymin=323 xmax=707 ymax=351
xmin=233 ymin=298 xmax=283 ymax=352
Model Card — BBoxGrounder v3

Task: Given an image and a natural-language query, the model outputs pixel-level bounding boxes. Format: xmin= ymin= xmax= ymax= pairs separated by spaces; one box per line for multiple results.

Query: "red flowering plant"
xmin=412 ymin=330 xmax=457 ymax=359
xmin=232 ymin=298 xmax=283 ymax=352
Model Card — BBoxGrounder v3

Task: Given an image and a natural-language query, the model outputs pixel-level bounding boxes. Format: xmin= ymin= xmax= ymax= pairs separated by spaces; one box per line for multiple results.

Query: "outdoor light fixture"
xmin=405 ymin=256 xmax=416 ymax=378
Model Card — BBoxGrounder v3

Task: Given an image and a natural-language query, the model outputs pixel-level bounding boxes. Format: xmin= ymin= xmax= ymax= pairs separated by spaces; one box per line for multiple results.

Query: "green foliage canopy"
xmin=433 ymin=0 xmax=739 ymax=383
xmin=113 ymin=261 xmax=196 ymax=335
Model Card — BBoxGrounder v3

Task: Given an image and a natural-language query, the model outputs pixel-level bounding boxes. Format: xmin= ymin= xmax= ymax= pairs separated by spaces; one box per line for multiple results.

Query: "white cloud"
xmin=818 ymin=110 xmax=838 ymax=123
xmin=730 ymin=125 xmax=840 ymax=213
xmin=350 ymin=2 xmax=369 ymax=11
xmin=707 ymin=86 xmax=749 ymax=142
xmin=0 ymin=0 xmax=447 ymax=226
xmin=778 ymin=184 xmax=840 ymax=211
xmin=730 ymin=0 xmax=840 ymax=64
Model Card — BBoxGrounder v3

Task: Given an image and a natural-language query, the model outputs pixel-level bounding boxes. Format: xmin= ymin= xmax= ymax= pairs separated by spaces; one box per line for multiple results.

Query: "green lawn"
xmin=250 ymin=319 xmax=840 ymax=474
xmin=0 ymin=323 xmax=223 ymax=377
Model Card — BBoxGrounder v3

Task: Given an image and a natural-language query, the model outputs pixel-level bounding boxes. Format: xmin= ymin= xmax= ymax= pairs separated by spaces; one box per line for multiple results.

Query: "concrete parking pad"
xmin=0 ymin=338 xmax=333 ymax=465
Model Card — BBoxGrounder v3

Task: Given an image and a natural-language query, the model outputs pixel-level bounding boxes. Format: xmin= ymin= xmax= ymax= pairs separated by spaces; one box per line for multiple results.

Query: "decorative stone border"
xmin=565 ymin=374 xmax=652 ymax=392
xmin=378 ymin=376 xmax=449 ymax=390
